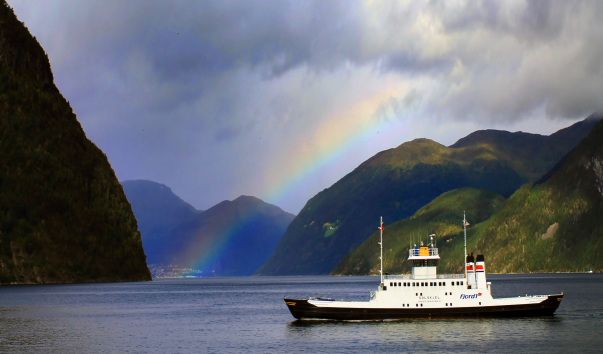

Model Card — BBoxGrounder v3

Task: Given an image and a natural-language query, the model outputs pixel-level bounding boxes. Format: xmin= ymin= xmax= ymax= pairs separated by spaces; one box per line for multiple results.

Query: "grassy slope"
xmin=465 ymin=119 xmax=603 ymax=273
xmin=0 ymin=2 xmax=151 ymax=283
xmin=332 ymin=188 xmax=505 ymax=275
xmin=336 ymin=119 xmax=603 ymax=275
xmin=257 ymin=118 xmax=597 ymax=275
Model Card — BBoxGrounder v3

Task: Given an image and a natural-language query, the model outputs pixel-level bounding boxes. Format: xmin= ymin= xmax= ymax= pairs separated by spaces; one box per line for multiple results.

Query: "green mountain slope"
xmin=338 ymin=118 xmax=603 ymax=275
xmin=332 ymin=188 xmax=505 ymax=275
xmin=122 ymin=180 xmax=200 ymax=264
xmin=0 ymin=2 xmax=151 ymax=284
xmin=454 ymin=118 xmax=603 ymax=273
xmin=257 ymin=117 xmax=600 ymax=276
xmin=154 ymin=196 xmax=294 ymax=276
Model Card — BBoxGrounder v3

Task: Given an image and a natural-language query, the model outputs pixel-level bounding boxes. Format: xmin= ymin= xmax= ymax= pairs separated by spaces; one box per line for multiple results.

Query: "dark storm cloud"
xmin=9 ymin=0 xmax=603 ymax=213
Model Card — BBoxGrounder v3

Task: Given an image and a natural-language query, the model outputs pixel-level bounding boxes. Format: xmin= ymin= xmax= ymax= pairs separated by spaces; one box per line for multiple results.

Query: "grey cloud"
xmin=9 ymin=0 xmax=603 ymax=213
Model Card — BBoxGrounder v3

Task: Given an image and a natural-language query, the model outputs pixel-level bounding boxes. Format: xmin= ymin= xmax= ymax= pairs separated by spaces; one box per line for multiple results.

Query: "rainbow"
xmin=264 ymin=85 xmax=412 ymax=212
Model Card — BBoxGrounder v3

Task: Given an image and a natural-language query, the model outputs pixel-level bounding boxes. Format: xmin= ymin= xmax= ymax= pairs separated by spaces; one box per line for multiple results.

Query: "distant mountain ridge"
xmin=165 ymin=195 xmax=294 ymax=276
xmin=122 ymin=180 xmax=200 ymax=264
xmin=450 ymin=113 xmax=603 ymax=181
xmin=256 ymin=115 xmax=601 ymax=276
xmin=0 ymin=2 xmax=151 ymax=284
xmin=122 ymin=180 xmax=294 ymax=276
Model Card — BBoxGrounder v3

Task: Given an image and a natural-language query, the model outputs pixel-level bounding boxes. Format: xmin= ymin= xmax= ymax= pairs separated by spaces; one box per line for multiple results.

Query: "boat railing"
xmin=384 ymin=274 xmax=465 ymax=280
xmin=384 ymin=274 xmax=413 ymax=280
xmin=437 ymin=274 xmax=465 ymax=279
xmin=408 ymin=248 xmax=439 ymax=257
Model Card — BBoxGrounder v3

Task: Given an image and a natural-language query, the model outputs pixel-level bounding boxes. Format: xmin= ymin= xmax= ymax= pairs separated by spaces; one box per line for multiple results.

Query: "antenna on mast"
xmin=378 ymin=216 xmax=384 ymax=285
xmin=463 ymin=211 xmax=467 ymax=280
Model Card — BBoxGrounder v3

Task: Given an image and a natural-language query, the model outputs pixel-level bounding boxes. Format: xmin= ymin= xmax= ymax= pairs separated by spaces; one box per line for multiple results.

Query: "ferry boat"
xmin=284 ymin=216 xmax=563 ymax=320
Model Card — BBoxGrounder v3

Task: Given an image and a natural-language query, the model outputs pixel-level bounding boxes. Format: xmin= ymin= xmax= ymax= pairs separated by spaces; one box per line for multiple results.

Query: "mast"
xmin=463 ymin=211 xmax=467 ymax=280
xmin=379 ymin=216 xmax=383 ymax=284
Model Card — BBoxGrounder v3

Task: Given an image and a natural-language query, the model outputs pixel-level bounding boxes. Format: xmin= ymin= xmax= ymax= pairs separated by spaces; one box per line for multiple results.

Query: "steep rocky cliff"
xmin=0 ymin=1 xmax=151 ymax=283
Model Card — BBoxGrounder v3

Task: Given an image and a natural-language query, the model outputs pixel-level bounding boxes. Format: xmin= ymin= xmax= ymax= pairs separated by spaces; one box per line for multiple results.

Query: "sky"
xmin=9 ymin=0 xmax=603 ymax=214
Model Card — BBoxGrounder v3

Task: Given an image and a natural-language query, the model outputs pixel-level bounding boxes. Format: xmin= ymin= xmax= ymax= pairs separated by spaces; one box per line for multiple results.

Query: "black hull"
xmin=284 ymin=294 xmax=563 ymax=320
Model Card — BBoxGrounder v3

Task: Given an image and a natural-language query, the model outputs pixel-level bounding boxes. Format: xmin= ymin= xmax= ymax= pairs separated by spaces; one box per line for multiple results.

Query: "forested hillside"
xmin=0 ymin=1 xmax=151 ymax=283
xmin=257 ymin=117 xmax=599 ymax=275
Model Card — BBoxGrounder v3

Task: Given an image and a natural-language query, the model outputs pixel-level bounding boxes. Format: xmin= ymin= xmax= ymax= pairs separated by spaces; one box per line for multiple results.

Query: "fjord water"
xmin=1 ymin=274 xmax=601 ymax=353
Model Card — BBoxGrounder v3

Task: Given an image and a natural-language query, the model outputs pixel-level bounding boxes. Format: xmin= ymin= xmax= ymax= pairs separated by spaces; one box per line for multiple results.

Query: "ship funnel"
xmin=466 ymin=254 xmax=476 ymax=289
xmin=476 ymin=254 xmax=487 ymax=289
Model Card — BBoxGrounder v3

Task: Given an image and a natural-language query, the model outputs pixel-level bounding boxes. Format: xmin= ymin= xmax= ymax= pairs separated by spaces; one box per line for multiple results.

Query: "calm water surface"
xmin=1 ymin=274 xmax=602 ymax=353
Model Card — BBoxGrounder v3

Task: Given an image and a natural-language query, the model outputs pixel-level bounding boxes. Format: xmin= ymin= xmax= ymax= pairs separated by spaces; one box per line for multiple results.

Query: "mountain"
xmin=450 ymin=113 xmax=603 ymax=181
xmin=257 ymin=116 xmax=601 ymax=275
xmin=122 ymin=180 xmax=200 ymax=264
xmin=332 ymin=188 xmax=505 ymax=275
xmin=152 ymin=196 xmax=294 ymax=276
xmin=0 ymin=2 xmax=151 ymax=284
xmin=337 ymin=118 xmax=603 ymax=275
xmin=448 ymin=117 xmax=603 ymax=273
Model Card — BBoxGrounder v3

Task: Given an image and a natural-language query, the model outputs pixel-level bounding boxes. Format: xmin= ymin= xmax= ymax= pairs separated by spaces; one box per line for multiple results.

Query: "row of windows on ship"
xmin=400 ymin=303 xmax=458 ymax=307
xmin=389 ymin=281 xmax=465 ymax=287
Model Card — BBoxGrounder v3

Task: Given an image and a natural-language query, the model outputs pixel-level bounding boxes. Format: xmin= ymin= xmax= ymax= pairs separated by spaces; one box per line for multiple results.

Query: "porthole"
xmin=461 ymin=281 xmax=464 ymax=286
xmin=420 ymin=293 xmax=422 ymax=296
xmin=420 ymin=304 xmax=423 ymax=307
xmin=416 ymin=293 xmax=418 ymax=296
xmin=445 ymin=292 xmax=448 ymax=295
xmin=479 ymin=302 xmax=481 ymax=305
xmin=416 ymin=304 xmax=418 ymax=307
xmin=450 ymin=292 xmax=453 ymax=296
xmin=398 ymin=282 xmax=401 ymax=286
xmin=443 ymin=282 xmax=446 ymax=286
xmin=446 ymin=303 xmax=448 ymax=306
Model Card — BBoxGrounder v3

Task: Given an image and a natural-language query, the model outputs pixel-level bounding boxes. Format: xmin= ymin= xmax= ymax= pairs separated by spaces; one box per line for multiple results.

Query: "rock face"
xmin=0 ymin=2 xmax=151 ymax=284
xmin=257 ymin=116 xmax=600 ymax=276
